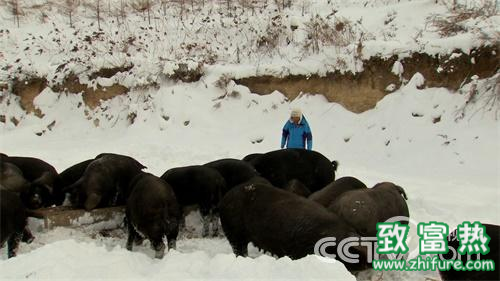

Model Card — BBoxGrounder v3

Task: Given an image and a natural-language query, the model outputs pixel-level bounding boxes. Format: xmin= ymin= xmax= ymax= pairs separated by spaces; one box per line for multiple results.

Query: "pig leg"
xmin=7 ymin=232 xmax=22 ymax=258
xmin=166 ymin=220 xmax=179 ymax=250
xmin=209 ymin=210 xmax=220 ymax=237
xmin=21 ymin=227 xmax=35 ymax=244
xmin=200 ymin=207 xmax=210 ymax=238
xmin=201 ymin=217 xmax=209 ymax=237
xmin=167 ymin=233 xmax=177 ymax=250
xmin=151 ymin=240 xmax=165 ymax=259
xmin=231 ymin=241 xmax=248 ymax=257
xmin=126 ymin=223 xmax=138 ymax=251
xmin=224 ymin=229 xmax=248 ymax=257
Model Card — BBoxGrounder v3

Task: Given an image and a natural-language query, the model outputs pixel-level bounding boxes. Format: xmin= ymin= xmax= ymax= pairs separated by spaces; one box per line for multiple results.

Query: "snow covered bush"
xmin=456 ymin=74 xmax=500 ymax=121
xmin=429 ymin=0 xmax=498 ymax=37
xmin=162 ymin=60 xmax=204 ymax=83
xmin=254 ymin=14 xmax=289 ymax=55
xmin=303 ymin=14 xmax=356 ymax=54
xmin=214 ymin=74 xmax=232 ymax=90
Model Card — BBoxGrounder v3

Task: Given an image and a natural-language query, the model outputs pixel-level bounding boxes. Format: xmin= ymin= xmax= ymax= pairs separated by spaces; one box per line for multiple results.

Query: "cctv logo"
xmin=314 ymin=237 xmax=379 ymax=264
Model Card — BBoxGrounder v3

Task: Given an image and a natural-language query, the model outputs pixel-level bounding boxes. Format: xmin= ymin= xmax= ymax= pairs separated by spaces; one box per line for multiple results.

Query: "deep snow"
xmin=1 ymin=0 xmax=498 ymax=86
xmin=0 ymin=72 xmax=498 ymax=280
xmin=1 ymin=0 xmax=499 ymax=280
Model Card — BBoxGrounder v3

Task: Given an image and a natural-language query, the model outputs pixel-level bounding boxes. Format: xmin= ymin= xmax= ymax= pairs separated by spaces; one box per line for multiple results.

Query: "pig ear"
xmin=84 ymin=193 xmax=101 ymax=211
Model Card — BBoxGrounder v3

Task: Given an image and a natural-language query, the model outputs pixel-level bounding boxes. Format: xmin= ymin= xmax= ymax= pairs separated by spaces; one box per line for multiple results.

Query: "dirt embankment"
xmin=235 ymin=46 xmax=498 ymax=113
xmin=6 ymin=46 xmax=499 ymax=116
xmin=9 ymin=66 xmax=132 ymax=116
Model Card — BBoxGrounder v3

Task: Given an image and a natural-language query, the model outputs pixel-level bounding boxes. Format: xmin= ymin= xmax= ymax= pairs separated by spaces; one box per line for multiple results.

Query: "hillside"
xmin=0 ymin=0 xmax=499 ymax=280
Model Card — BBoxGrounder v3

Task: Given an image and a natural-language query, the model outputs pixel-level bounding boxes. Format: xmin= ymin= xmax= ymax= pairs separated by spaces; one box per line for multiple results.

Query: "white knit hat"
xmin=291 ymin=108 xmax=302 ymax=118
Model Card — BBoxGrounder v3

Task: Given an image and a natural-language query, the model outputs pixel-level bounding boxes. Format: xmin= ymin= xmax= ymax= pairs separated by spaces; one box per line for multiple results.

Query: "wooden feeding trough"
xmin=31 ymin=206 xmax=126 ymax=229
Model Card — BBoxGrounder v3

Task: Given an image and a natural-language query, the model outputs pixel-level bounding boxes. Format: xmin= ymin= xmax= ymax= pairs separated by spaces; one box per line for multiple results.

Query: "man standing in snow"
xmin=280 ymin=108 xmax=313 ymax=150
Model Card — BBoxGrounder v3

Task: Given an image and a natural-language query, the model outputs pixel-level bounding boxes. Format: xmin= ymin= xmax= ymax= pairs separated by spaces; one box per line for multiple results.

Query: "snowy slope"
xmin=1 ymin=72 xmax=498 ymax=280
xmin=1 ymin=0 xmax=498 ymax=86
xmin=0 ymin=0 xmax=499 ymax=280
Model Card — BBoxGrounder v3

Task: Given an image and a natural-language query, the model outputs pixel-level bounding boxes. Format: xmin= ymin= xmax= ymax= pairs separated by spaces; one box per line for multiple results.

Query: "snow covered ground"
xmin=1 ymin=0 xmax=498 ymax=85
xmin=0 ymin=72 xmax=498 ymax=280
xmin=0 ymin=0 xmax=499 ymax=280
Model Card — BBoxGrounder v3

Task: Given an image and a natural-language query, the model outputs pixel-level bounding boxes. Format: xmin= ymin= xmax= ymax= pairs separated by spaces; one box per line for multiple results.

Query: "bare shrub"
xmin=303 ymin=15 xmax=356 ymax=54
xmin=2 ymin=0 xmax=24 ymax=27
xmin=273 ymin=0 xmax=291 ymax=11
xmin=127 ymin=112 xmax=137 ymax=124
xmin=159 ymin=0 xmax=169 ymax=16
xmin=256 ymin=15 xmax=286 ymax=51
xmin=179 ymin=41 xmax=218 ymax=65
xmin=169 ymin=62 xmax=204 ymax=83
xmin=238 ymin=0 xmax=259 ymax=15
xmin=59 ymin=0 xmax=80 ymax=28
xmin=429 ymin=1 xmax=497 ymax=37
xmin=455 ymin=74 xmax=500 ymax=121
xmin=256 ymin=29 xmax=280 ymax=51
xmin=170 ymin=0 xmax=188 ymax=20
xmin=437 ymin=0 xmax=497 ymax=15
xmin=214 ymin=74 xmax=232 ymax=90
xmin=109 ymin=0 xmax=128 ymax=26
xmin=218 ymin=0 xmax=233 ymax=15
xmin=255 ymin=14 xmax=289 ymax=54
xmin=428 ymin=14 xmax=466 ymax=37
xmin=82 ymin=0 xmax=104 ymax=30
xmin=130 ymin=0 xmax=153 ymax=25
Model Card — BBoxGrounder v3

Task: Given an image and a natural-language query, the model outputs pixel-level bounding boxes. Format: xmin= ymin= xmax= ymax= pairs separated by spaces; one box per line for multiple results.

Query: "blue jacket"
xmin=281 ymin=116 xmax=313 ymax=150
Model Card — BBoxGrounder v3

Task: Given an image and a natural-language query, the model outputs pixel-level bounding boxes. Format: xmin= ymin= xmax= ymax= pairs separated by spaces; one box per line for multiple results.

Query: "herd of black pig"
xmin=1 ymin=150 xmax=498 ymax=280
